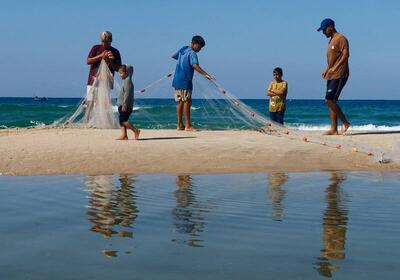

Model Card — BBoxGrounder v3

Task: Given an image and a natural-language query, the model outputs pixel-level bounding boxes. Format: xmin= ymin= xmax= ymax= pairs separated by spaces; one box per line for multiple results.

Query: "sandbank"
xmin=0 ymin=128 xmax=399 ymax=176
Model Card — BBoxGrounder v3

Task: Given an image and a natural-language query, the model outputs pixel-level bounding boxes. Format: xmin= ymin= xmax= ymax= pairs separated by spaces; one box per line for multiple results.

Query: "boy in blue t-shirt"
xmin=172 ymin=35 xmax=214 ymax=131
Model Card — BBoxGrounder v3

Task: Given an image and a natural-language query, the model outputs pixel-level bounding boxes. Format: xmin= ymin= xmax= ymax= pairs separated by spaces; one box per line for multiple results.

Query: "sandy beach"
xmin=0 ymin=128 xmax=398 ymax=176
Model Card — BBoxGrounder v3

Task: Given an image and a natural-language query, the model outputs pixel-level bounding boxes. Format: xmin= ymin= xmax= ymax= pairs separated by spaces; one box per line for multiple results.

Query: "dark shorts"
xmin=270 ymin=110 xmax=285 ymax=125
xmin=326 ymin=77 xmax=348 ymax=101
xmin=118 ymin=106 xmax=133 ymax=125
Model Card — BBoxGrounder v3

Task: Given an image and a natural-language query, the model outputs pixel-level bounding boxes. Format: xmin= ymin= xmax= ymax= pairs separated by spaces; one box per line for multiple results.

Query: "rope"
xmin=135 ymin=72 xmax=174 ymax=94
xmin=124 ymin=71 xmax=388 ymax=162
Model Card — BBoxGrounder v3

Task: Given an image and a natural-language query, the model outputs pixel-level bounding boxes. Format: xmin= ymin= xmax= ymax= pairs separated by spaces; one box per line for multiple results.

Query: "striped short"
xmin=174 ymin=89 xmax=192 ymax=102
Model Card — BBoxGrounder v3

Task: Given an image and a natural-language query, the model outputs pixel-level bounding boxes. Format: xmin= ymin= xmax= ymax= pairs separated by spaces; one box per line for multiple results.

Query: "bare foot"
xmin=323 ymin=130 xmax=338 ymax=135
xmin=177 ymin=125 xmax=185 ymax=131
xmin=134 ymin=129 xmax=141 ymax=140
xmin=185 ymin=126 xmax=198 ymax=132
xmin=116 ymin=136 xmax=128 ymax=140
xmin=340 ymin=123 xmax=350 ymax=134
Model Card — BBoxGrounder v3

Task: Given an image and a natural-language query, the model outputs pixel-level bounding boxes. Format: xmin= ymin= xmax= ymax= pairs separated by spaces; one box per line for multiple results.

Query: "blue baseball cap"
xmin=317 ymin=18 xmax=335 ymax=32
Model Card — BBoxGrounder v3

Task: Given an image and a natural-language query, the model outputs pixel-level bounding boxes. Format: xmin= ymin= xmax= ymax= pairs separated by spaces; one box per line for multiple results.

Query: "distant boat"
xmin=33 ymin=96 xmax=48 ymax=101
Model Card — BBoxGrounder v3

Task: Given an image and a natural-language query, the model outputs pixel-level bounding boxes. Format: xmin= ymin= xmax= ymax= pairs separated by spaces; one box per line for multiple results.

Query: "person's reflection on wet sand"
xmin=85 ymin=175 xmax=139 ymax=257
xmin=315 ymin=172 xmax=349 ymax=278
xmin=172 ymin=175 xmax=206 ymax=247
xmin=267 ymin=172 xmax=288 ymax=221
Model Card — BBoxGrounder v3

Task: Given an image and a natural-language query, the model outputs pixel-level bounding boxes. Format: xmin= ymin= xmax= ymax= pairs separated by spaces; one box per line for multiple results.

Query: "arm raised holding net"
xmin=171 ymin=35 xmax=214 ymax=131
xmin=192 ymin=64 xmax=214 ymax=81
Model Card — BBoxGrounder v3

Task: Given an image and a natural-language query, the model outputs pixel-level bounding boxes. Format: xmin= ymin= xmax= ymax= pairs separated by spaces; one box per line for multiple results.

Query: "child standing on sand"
xmin=116 ymin=64 xmax=140 ymax=140
xmin=172 ymin=35 xmax=214 ymax=131
xmin=267 ymin=67 xmax=288 ymax=125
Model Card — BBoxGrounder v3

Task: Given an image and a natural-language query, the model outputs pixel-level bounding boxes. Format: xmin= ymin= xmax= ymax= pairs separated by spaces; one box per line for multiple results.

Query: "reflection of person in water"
xmin=172 ymin=175 xmax=206 ymax=247
xmin=85 ymin=175 xmax=115 ymax=237
xmin=267 ymin=172 xmax=288 ymax=221
xmin=315 ymin=172 xmax=349 ymax=278
xmin=85 ymin=175 xmax=139 ymax=256
xmin=115 ymin=175 xmax=139 ymax=237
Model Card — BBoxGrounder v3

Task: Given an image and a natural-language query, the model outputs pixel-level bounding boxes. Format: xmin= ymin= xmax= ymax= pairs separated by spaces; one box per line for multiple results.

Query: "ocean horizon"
xmin=1 ymin=97 xmax=399 ymax=131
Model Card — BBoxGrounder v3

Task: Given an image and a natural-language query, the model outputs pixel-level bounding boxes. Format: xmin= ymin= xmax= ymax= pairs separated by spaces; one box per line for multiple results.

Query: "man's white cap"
xmin=100 ymin=31 xmax=112 ymax=42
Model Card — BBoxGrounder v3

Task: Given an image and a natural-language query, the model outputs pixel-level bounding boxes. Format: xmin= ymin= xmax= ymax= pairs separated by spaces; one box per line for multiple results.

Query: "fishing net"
xmin=52 ymin=61 xmax=395 ymax=163
xmin=54 ymin=60 xmax=119 ymax=128
xmin=133 ymin=72 xmax=391 ymax=162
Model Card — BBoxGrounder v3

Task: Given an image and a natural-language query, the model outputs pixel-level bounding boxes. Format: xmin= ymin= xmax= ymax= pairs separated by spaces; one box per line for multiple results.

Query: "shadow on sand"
xmin=138 ymin=136 xmax=196 ymax=141
xmin=346 ymin=131 xmax=400 ymax=136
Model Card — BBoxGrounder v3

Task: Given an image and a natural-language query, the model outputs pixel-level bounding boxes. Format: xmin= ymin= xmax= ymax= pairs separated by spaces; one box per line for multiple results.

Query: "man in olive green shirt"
xmin=318 ymin=18 xmax=351 ymax=135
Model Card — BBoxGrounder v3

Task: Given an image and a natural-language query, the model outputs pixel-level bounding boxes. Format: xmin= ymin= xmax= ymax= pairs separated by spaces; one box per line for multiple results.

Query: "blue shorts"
xmin=326 ymin=77 xmax=348 ymax=101
xmin=270 ymin=110 xmax=285 ymax=125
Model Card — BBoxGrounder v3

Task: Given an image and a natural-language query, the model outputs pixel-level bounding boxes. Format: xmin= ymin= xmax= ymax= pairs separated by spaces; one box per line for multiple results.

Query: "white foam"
xmin=30 ymin=120 xmax=46 ymax=128
xmin=112 ymin=105 xmax=148 ymax=112
xmin=288 ymin=123 xmax=400 ymax=132
xmin=133 ymin=106 xmax=144 ymax=111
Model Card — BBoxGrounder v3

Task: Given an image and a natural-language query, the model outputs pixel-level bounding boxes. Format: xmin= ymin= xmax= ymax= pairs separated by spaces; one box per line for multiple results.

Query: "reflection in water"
xmin=315 ymin=172 xmax=349 ymax=278
xmin=267 ymin=173 xmax=288 ymax=221
xmin=85 ymin=175 xmax=139 ymax=257
xmin=172 ymin=175 xmax=207 ymax=247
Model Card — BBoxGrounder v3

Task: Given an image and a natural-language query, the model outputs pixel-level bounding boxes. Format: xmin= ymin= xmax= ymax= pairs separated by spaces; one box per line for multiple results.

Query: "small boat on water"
xmin=33 ymin=96 xmax=48 ymax=101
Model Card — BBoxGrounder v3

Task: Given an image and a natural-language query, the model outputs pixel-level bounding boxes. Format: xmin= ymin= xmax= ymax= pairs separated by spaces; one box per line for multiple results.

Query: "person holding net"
xmin=84 ymin=31 xmax=121 ymax=124
xmin=172 ymin=35 xmax=214 ymax=131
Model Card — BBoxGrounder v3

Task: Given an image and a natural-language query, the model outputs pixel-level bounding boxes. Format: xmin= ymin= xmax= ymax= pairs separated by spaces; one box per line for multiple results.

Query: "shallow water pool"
xmin=0 ymin=172 xmax=399 ymax=279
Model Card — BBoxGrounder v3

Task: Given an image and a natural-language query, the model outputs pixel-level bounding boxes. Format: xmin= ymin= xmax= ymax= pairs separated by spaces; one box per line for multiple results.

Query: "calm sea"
xmin=1 ymin=97 xmax=399 ymax=131
xmin=0 ymin=172 xmax=399 ymax=279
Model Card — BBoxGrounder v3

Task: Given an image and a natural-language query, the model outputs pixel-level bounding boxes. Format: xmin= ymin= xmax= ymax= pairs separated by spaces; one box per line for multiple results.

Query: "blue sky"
xmin=1 ymin=0 xmax=399 ymax=99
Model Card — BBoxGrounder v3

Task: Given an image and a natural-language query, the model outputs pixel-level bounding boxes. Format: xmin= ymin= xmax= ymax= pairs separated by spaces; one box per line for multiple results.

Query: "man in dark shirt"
xmin=84 ymin=31 xmax=122 ymax=123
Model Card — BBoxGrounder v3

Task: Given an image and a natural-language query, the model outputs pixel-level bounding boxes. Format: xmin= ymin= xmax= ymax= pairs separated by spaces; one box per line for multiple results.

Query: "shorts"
xmin=325 ymin=77 xmax=348 ymax=101
xmin=86 ymin=85 xmax=95 ymax=101
xmin=118 ymin=106 xmax=133 ymax=125
xmin=270 ymin=110 xmax=285 ymax=125
xmin=174 ymin=89 xmax=192 ymax=102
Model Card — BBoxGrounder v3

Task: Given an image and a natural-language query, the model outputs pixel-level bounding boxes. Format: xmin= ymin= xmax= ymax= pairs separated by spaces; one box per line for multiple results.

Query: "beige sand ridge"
xmin=0 ymin=128 xmax=399 ymax=176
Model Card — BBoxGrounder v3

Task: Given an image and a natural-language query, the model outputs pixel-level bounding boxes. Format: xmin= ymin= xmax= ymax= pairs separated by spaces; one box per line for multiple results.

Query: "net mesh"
xmin=54 ymin=60 xmax=119 ymax=128
xmin=52 ymin=63 xmax=395 ymax=163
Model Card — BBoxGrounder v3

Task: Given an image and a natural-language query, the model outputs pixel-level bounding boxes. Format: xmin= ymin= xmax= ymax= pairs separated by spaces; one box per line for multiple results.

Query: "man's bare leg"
xmin=339 ymin=109 xmax=351 ymax=134
xmin=325 ymin=100 xmax=350 ymax=135
xmin=176 ymin=101 xmax=185 ymax=130
xmin=184 ymin=99 xmax=197 ymax=131
xmin=340 ymin=123 xmax=351 ymax=134
xmin=124 ymin=121 xmax=141 ymax=140
xmin=323 ymin=106 xmax=338 ymax=135
xmin=116 ymin=125 xmax=128 ymax=140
